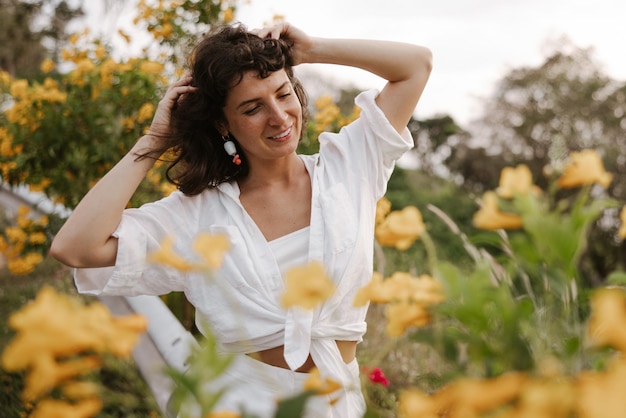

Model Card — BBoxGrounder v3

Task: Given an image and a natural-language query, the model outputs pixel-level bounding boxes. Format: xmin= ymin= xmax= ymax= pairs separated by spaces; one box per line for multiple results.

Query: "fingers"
xmin=252 ymin=22 xmax=289 ymax=40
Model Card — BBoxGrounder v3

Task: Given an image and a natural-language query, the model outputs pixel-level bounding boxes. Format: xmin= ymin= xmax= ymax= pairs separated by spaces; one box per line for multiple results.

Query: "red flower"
xmin=367 ymin=367 xmax=390 ymax=387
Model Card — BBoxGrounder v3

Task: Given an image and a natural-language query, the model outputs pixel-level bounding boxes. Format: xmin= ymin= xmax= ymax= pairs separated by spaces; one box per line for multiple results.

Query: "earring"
xmin=222 ymin=135 xmax=242 ymax=165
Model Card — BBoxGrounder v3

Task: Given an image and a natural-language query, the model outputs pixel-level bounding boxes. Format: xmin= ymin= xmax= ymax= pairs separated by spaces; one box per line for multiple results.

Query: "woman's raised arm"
xmin=257 ymin=23 xmax=433 ymax=133
xmin=49 ymin=77 xmax=197 ymax=268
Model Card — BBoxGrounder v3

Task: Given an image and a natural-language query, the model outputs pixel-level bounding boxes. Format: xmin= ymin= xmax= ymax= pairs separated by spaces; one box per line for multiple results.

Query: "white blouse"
xmin=74 ymin=89 xmax=413 ymax=398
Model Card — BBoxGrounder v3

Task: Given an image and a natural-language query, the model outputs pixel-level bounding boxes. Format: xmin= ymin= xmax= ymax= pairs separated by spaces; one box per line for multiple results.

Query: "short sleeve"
xmin=74 ymin=191 xmax=198 ymax=296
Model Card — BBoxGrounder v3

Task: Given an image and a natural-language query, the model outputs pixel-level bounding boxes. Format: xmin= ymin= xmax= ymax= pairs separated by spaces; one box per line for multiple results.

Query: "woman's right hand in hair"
xmin=253 ymin=23 xmax=313 ymax=66
xmin=147 ymin=76 xmax=197 ymax=138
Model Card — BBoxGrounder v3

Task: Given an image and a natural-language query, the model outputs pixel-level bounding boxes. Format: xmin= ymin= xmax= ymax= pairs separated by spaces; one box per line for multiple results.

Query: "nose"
xmin=267 ymin=100 xmax=289 ymax=125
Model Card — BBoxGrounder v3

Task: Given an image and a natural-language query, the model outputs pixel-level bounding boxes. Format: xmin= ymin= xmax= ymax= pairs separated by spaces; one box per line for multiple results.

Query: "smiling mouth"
xmin=268 ymin=126 xmax=292 ymax=140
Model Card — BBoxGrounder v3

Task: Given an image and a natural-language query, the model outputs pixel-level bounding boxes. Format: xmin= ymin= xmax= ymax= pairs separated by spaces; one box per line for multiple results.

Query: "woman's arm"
xmin=49 ymin=77 xmax=197 ymax=268
xmin=258 ymin=23 xmax=433 ymax=133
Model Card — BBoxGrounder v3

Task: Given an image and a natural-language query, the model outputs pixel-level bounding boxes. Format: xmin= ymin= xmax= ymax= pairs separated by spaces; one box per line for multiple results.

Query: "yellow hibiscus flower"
xmin=586 ymin=287 xmax=626 ymax=352
xmin=281 ymin=262 xmax=335 ymax=310
xmin=303 ymin=367 xmax=342 ymax=395
xmin=375 ymin=206 xmax=426 ymax=250
xmin=472 ymin=191 xmax=523 ymax=230
xmin=192 ymin=233 xmax=230 ymax=269
xmin=557 ymin=149 xmax=613 ymax=189
xmin=496 ymin=164 xmax=541 ymax=198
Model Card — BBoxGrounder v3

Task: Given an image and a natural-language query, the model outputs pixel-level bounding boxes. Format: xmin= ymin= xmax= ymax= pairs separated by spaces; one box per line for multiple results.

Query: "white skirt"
xmin=174 ymin=353 xmax=365 ymax=418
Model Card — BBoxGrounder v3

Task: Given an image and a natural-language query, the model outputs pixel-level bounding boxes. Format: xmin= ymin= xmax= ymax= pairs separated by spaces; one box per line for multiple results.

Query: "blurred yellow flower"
xmin=29 ymin=232 xmax=48 ymax=245
xmin=619 ymin=206 xmax=626 ymax=239
xmin=281 ymin=262 xmax=335 ymax=310
xmin=205 ymin=411 xmax=241 ymax=418
xmin=375 ymin=206 xmax=425 ymax=250
xmin=10 ymin=79 xmax=29 ymax=98
xmin=24 ymin=355 xmax=101 ymax=401
xmin=223 ymin=7 xmax=235 ymax=23
xmin=1 ymin=286 xmax=147 ymax=401
xmin=576 ymin=358 xmax=626 ymax=418
xmin=137 ymin=102 xmax=156 ymax=123
xmin=497 ymin=164 xmax=541 ymax=198
xmin=192 ymin=233 xmax=230 ymax=269
xmin=375 ymin=196 xmax=391 ymax=225
xmin=473 ymin=191 xmax=523 ymax=230
xmin=397 ymin=389 xmax=437 ymax=418
xmin=354 ymin=272 xmax=445 ymax=308
xmin=148 ymin=236 xmax=201 ymax=271
xmin=0 ymin=70 xmax=11 ymax=85
xmin=557 ymin=149 xmax=613 ymax=189
xmin=303 ymin=367 xmax=342 ymax=395
xmin=7 ymin=252 xmax=43 ymax=275
xmin=586 ymin=287 xmax=626 ymax=352
xmin=353 ymin=272 xmax=393 ymax=307
xmin=40 ymin=58 xmax=55 ymax=74
xmin=139 ymin=61 xmax=164 ymax=75
xmin=29 ymin=397 xmax=102 ymax=418
xmin=385 ymin=299 xmax=430 ymax=337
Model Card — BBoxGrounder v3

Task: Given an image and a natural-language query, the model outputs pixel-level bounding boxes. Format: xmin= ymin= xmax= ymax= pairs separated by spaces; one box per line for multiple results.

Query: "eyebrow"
xmin=236 ymin=81 xmax=291 ymax=110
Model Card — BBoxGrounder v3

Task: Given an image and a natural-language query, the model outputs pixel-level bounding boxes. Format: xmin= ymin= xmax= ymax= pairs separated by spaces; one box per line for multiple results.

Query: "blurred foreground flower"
xmin=282 ymin=262 xmax=335 ymax=310
xmin=557 ymin=149 xmax=613 ymax=189
xmin=303 ymin=367 xmax=342 ymax=396
xmin=149 ymin=233 xmax=230 ymax=271
xmin=619 ymin=206 xmax=626 ymax=239
xmin=355 ymin=272 xmax=445 ymax=336
xmin=366 ymin=367 xmax=390 ymax=387
xmin=1 ymin=286 xmax=147 ymax=417
xmin=496 ymin=164 xmax=541 ymax=198
xmin=472 ymin=191 xmax=523 ymax=230
xmin=375 ymin=205 xmax=425 ymax=250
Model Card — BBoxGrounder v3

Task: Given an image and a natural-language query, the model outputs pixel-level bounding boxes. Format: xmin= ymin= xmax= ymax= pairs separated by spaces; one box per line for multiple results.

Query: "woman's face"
xmin=220 ymin=69 xmax=303 ymax=165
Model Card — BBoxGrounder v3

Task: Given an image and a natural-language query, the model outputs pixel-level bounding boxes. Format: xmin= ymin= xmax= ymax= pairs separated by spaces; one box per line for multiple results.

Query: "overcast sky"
xmin=233 ymin=0 xmax=626 ymax=125
xmin=87 ymin=0 xmax=626 ymax=126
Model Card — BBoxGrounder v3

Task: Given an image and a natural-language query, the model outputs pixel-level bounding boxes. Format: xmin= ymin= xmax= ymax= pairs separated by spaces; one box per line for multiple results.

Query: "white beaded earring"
xmin=222 ymin=134 xmax=241 ymax=165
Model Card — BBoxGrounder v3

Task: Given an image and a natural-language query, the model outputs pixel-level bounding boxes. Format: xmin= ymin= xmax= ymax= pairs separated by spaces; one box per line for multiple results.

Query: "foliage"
xmin=0 ymin=263 xmax=162 ymax=418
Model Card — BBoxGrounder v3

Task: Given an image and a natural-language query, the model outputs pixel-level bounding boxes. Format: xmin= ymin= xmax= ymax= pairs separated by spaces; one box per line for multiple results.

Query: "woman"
xmin=50 ymin=22 xmax=432 ymax=417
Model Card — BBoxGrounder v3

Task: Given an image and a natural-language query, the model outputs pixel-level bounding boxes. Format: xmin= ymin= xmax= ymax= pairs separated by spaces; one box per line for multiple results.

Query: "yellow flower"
xmin=148 ymin=236 xmax=201 ymax=271
xmin=137 ymin=102 xmax=155 ymax=123
xmin=5 ymin=226 xmax=27 ymax=243
xmin=223 ymin=7 xmax=234 ymax=23
xmin=375 ymin=197 xmax=391 ymax=225
xmin=397 ymin=389 xmax=438 ymax=418
xmin=24 ymin=355 xmax=101 ymax=401
xmin=29 ymin=397 xmax=102 ymax=418
xmin=385 ymin=299 xmax=430 ymax=337
xmin=139 ymin=60 xmax=164 ymax=75
xmin=557 ymin=149 xmax=613 ymax=189
xmin=0 ymin=70 xmax=11 ymax=86
xmin=192 ymin=233 xmax=230 ymax=269
xmin=303 ymin=367 xmax=342 ymax=395
xmin=8 ymin=252 xmax=44 ymax=275
xmin=94 ymin=44 xmax=107 ymax=61
xmin=576 ymin=358 xmax=626 ymax=418
xmin=10 ymin=79 xmax=29 ymax=98
xmin=40 ymin=58 xmax=55 ymax=74
xmin=618 ymin=206 xmax=626 ymax=239
xmin=62 ymin=381 xmax=101 ymax=399
xmin=586 ymin=287 xmax=626 ymax=352
xmin=281 ymin=262 xmax=335 ymax=310
xmin=205 ymin=411 xmax=241 ymax=418
xmin=354 ymin=272 xmax=445 ymax=308
xmin=29 ymin=232 xmax=48 ymax=245
xmin=472 ymin=191 xmax=523 ymax=230
xmin=353 ymin=272 xmax=393 ymax=307
xmin=496 ymin=164 xmax=541 ymax=198
xmin=375 ymin=206 xmax=425 ymax=250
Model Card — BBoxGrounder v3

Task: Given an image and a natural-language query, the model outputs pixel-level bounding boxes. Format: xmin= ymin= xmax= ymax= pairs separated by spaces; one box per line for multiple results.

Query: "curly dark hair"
xmin=148 ymin=23 xmax=309 ymax=195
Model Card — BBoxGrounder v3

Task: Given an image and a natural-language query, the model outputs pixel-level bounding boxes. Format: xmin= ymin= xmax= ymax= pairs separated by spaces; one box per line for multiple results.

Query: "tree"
xmin=446 ymin=39 xmax=626 ymax=281
xmin=0 ymin=0 xmax=83 ymax=78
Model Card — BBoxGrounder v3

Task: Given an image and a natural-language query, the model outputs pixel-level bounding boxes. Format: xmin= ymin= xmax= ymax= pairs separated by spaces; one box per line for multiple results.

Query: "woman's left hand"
xmin=253 ymin=22 xmax=313 ymax=65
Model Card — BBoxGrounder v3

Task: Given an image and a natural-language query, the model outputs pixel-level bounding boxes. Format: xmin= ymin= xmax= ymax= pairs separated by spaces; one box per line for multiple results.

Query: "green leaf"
xmin=273 ymin=391 xmax=317 ymax=418
xmin=607 ymin=271 xmax=626 ymax=285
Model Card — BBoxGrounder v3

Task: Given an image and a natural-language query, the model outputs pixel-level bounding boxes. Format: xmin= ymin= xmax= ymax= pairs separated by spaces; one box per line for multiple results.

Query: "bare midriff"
xmin=247 ymin=340 xmax=357 ymax=372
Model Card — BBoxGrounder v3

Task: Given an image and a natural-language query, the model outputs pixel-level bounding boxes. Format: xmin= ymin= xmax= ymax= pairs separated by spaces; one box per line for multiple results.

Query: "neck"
xmin=239 ymin=153 xmax=304 ymax=190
